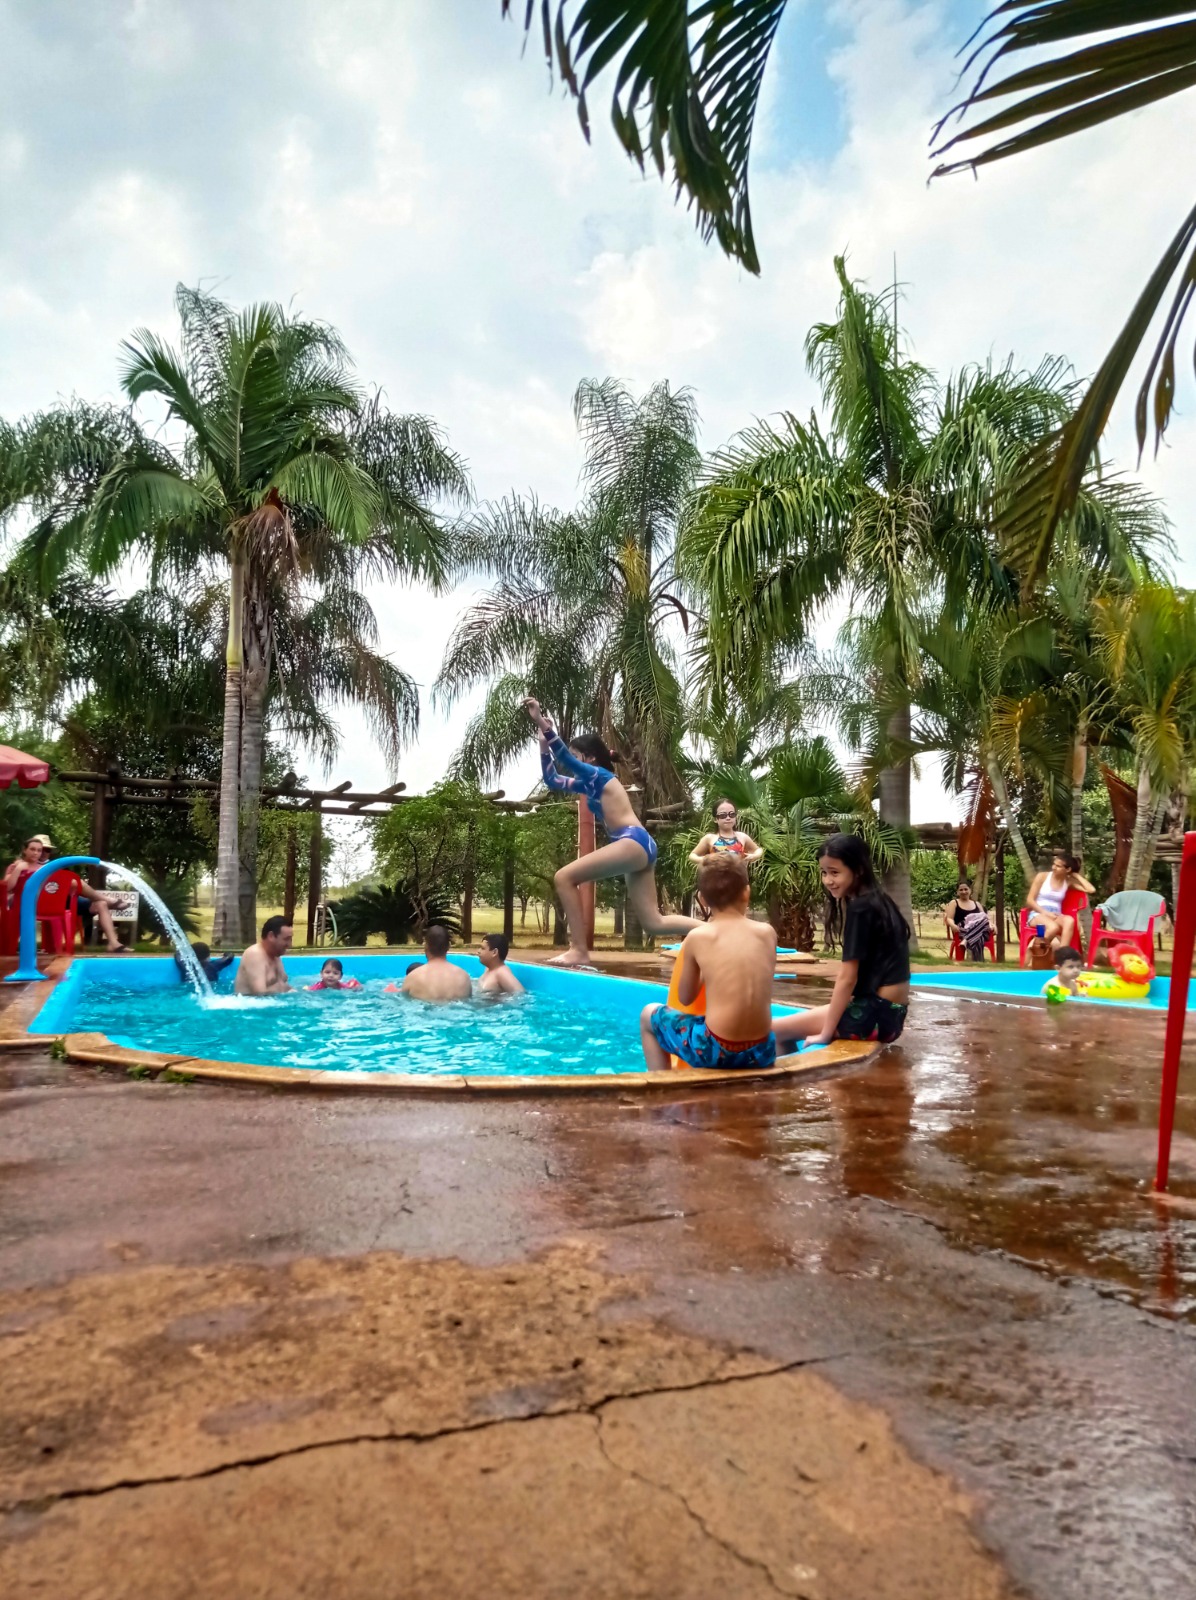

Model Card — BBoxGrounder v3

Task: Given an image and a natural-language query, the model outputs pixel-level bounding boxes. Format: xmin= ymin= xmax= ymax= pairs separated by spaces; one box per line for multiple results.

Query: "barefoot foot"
xmin=548 ymin=949 xmax=594 ymax=969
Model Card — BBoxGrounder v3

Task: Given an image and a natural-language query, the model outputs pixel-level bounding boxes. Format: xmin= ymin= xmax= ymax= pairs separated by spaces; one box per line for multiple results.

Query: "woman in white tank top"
xmin=1026 ymin=851 xmax=1095 ymax=953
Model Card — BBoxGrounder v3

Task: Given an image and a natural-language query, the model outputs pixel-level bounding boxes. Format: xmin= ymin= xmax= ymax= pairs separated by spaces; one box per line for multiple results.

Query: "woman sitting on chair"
xmin=942 ymin=879 xmax=992 ymax=960
xmin=1025 ymin=851 xmax=1095 ymax=953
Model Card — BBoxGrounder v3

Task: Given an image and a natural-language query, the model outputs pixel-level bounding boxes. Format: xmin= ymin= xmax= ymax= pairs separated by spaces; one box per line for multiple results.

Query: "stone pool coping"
xmin=0 ymin=956 xmax=878 ymax=1094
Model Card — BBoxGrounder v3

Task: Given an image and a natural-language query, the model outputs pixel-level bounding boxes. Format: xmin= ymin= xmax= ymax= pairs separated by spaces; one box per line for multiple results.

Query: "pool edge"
xmin=2 ymin=956 xmax=880 ymax=1091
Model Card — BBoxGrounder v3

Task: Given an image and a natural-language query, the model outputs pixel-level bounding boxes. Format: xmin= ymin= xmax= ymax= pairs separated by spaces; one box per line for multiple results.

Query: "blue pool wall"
xmin=911 ymin=969 xmax=1192 ymax=1011
xmin=30 ymin=953 xmax=800 ymax=1037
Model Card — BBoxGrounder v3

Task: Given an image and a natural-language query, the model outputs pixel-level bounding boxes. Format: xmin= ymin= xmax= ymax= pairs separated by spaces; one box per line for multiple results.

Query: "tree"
xmin=682 ymin=257 xmax=1076 ymax=924
xmin=330 ymin=881 xmax=462 ymax=946
xmin=1 ymin=288 xmax=470 ymax=944
xmin=438 ymin=377 xmax=699 ymax=813
xmin=1092 ymin=584 xmax=1196 ymax=888
xmin=931 ymin=3 xmax=1196 ymax=578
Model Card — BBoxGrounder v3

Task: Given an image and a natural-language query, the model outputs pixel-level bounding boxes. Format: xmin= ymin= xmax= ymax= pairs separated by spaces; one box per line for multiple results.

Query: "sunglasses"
xmin=716 ymin=811 xmax=736 ymax=819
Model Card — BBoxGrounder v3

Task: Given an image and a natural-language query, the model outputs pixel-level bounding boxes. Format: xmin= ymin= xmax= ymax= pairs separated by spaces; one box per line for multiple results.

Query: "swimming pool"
xmin=30 ymin=953 xmax=804 ymax=1080
xmin=911 ymin=968 xmax=1193 ymax=1011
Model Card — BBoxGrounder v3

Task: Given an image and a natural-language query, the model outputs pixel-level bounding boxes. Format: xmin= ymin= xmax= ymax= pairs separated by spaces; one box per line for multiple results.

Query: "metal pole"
xmin=1156 ymin=830 xmax=1196 ymax=1191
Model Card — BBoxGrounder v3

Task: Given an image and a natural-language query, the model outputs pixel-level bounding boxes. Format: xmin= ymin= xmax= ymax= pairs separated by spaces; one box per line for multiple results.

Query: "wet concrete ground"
xmin=1 ymin=964 xmax=1195 ymax=1596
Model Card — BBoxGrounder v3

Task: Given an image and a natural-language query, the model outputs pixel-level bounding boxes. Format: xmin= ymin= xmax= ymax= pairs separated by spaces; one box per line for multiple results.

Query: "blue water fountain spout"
xmin=5 ymin=857 xmax=212 ymax=997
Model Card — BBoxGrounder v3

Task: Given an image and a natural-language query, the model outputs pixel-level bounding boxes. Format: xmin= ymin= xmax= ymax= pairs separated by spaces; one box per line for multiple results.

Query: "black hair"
xmin=713 ymin=797 xmax=738 ymax=817
xmin=483 ymin=932 xmax=510 ymax=962
xmin=818 ymin=833 xmax=911 ymax=946
xmin=321 ymin=956 xmax=344 ymax=974
xmin=192 ymin=942 xmax=211 ymax=963
xmin=261 ymin=914 xmax=292 ymax=939
xmin=568 ymin=732 xmax=616 ymax=771
xmin=1055 ymin=946 xmax=1083 ymax=967
xmin=1047 ymin=849 xmax=1078 ymax=871
xmin=425 ymin=924 xmax=450 ymax=957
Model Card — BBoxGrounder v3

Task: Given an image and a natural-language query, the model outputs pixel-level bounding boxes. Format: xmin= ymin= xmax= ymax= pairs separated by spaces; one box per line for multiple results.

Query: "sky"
xmin=2 ymin=0 xmax=1194 ymax=828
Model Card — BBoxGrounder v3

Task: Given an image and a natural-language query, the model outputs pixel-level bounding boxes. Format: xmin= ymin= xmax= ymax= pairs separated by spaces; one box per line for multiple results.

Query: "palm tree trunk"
xmin=984 ymin=751 xmax=1035 ymax=887
xmin=212 ymin=558 xmax=245 ymax=947
xmin=1070 ymin=719 xmax=1088 ymax=860
xmin=878 ymin=702 xmax=913 ymax=932
xmin=1125 ymin=765 xmax=1155 ymax=889
xmin=237 ymin=606 xmax=270 ymax=944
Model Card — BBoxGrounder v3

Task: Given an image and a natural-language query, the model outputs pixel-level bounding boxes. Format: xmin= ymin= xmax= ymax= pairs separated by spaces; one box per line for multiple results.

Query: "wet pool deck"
xmin=1 ymin=952 xmax=1195 ymax=1597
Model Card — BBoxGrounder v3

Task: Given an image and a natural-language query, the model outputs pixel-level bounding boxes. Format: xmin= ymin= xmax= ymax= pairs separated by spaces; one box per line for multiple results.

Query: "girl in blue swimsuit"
xmin=523 ymin=697 xmax=700 ymax=967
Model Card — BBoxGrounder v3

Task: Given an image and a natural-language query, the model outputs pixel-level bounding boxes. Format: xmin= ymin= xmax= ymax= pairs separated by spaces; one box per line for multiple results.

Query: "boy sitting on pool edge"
xmin=640 ymin=854 xmax=777 ymax=1072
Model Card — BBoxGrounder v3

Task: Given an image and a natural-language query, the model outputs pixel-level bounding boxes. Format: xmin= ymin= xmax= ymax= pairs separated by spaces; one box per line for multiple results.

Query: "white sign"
xmin=104 ymin=890 xmax=140 ymax=923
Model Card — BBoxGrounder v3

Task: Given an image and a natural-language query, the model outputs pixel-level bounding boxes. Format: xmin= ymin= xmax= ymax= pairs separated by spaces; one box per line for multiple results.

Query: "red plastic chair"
xmin=4 ymin=869 xmax=82 ymax=955
xmin=1019 ymin=892 xmax=1088 ymax=966
xmin=1086 ymin=906 xmax=1161 ymax=969
xmin=950 ymin=923 xmax=996 ymax=962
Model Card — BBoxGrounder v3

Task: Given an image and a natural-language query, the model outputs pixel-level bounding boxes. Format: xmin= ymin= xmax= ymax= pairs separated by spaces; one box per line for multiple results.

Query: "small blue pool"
xmin=911 ymin=968 xmax=1191 ymax=1012
xmin=31 ymin=954 xmax=800 ymax=1078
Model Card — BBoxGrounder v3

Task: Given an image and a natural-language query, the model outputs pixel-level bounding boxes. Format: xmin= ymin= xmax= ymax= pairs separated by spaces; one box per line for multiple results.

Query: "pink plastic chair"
xmin=1019 ymin=892 xmax=1088 ymax=966
xmin=949 ymin=924 xmax=996 ymax=962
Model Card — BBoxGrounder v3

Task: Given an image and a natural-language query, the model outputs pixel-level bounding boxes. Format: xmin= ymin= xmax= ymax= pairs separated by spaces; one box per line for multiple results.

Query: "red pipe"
xmin=1156 ymin=830 xmax=1196 ymax=1191
xmin=577 ymin=799 xmax=596 ymax=950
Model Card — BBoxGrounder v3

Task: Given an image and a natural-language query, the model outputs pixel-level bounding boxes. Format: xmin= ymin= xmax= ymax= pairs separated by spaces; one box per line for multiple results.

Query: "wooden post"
xmin=283 ymin=824 xmax=297 ymax=925
xmin=577 ymin=799 xmax=596 ymax=950
xmin=89 ymin=774 xmax=113 ymax=889
xmin=1156 ymin=829 xmax=1196 ymax=1191
xmin=462 ymin=817 xmax=476 ymax=944
xmin=994 ymin=834 xmax=1006 ymax=965
xmin=306 ymin=813 xmax=322 ymax=946
xmin=503 ymin=848 xmax=515 ymax=943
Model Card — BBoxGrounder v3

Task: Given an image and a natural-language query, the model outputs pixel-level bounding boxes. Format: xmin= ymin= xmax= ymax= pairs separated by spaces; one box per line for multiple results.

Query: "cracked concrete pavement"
xmin=2 ymin=977 xmax=1196 ymax=1597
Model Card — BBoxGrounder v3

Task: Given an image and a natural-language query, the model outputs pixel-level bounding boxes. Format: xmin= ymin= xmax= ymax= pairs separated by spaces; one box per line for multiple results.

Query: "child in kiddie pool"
xmin=307 ymin=958 xmax=362 ymax=992
xmin=772 ymin=833 xmax=911 ymax=1049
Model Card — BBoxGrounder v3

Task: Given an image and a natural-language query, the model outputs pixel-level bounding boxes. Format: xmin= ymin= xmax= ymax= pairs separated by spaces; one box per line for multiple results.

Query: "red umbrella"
xmin=0 ymin=745 xmax=50 ymax=789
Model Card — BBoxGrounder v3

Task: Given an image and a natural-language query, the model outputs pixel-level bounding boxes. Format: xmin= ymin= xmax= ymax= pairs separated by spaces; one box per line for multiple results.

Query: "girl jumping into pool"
xmin=523 ymin=696 xmax=700 ymax=967
xmin=773 ymin=833 xmax=911 ymax=1049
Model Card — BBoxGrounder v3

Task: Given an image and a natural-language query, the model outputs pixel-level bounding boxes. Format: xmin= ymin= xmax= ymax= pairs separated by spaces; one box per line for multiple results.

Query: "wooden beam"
xmin=346 ymin=781 xmax=406 ymax=813
xmin=306 ymin=813 xmax=323 ymax=944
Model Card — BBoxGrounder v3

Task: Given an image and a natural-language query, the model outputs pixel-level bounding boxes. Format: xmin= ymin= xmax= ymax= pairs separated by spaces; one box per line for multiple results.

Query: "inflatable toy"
xmin=665 ymin=955 xmax=705 ymax=1070
xmin=1077 ymin=946 xmax=1153 ymax=1001
xmin=1046 ymin=947 xmax=1154 ymax=1004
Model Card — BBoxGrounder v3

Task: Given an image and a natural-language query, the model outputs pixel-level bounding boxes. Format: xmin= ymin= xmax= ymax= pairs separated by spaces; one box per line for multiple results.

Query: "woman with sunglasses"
xmin=689 ymin=800 xmax=762 ymax=917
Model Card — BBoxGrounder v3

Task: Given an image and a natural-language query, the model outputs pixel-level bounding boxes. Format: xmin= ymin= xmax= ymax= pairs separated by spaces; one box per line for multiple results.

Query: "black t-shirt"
xmin=841 ymin=893 xmax=910 ymax=996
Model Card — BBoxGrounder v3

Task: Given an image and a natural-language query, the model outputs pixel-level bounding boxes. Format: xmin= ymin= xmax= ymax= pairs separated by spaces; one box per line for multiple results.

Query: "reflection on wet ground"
xmin=3 ymin=968 xmax=1196 ymax=1598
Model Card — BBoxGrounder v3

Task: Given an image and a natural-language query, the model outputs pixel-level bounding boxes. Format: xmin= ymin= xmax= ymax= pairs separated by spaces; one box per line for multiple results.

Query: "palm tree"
xmin=1 ymin=287 xmax=470 ymax=942
xmin=930 ymin=3 xmax=1196 ymax=578
xmin=504 ymin=5 xmax=1186 ymax=583
xmin=1093 ymin=584 xmax=1196 ymax=888
xmin=438 ymin=377 xmax=699 ymax=811
xmin=682 ymin=258 xmax=1076 ymax=925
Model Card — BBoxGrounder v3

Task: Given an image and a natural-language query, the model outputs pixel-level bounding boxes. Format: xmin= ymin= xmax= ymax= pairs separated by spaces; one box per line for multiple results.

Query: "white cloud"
xmin=1 ymin=0 xmax=1193 ymax=827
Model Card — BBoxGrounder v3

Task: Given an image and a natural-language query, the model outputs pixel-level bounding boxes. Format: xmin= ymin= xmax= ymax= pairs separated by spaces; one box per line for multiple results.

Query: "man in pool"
xmin=401 ymin=924 xmax=472 ymax=1001
xmin=234 ymin=915 xmax=294 ymax=995
xmin=477 ymin=932 xmax=524 ymax=996
xmin=640 ymin=854 xmax=777 ymax=1072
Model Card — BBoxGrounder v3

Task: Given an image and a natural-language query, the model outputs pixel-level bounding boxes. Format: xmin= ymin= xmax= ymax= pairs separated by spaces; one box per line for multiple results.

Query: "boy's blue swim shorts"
xmin=649 ymin=1005 xmax=776 ymax=1071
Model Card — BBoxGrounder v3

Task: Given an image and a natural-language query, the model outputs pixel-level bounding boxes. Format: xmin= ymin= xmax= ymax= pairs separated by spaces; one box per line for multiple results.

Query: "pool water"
xmin=911 ymin=968 xmax=1192 ymax=1011
xmin=30 ymin=954 xmax=800 ymax=1078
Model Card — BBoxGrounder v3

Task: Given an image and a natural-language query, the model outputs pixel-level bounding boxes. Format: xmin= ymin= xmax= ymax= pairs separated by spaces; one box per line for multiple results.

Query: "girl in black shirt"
xmin=773 ymin=833 xmax=912 ymax=1048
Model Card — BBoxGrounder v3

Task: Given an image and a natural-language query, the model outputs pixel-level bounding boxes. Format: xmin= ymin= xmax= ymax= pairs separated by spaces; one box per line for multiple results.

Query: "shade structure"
xmin=0 ymin=745 xmax=50 ymax=790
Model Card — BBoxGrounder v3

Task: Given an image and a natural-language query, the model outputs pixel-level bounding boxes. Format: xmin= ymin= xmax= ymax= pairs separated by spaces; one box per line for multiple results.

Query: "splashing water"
xmin=100 ymin=861 xmax=213 ymax=999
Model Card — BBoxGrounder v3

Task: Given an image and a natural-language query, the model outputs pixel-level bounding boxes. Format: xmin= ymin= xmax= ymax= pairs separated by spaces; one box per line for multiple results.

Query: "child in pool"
xmin=175 ymin=941 xmax=235 ymax=985
xmin=307 ymin=957 xmax=361 ymax=992
xmin=477 ymin=932 xmax=524 ymax=996
xmin=1042 ymin=946 xmax=1083 ymax=1001
xmin=640 ymin=854 xmax=778 ymax=1072
xmin=773 ymin=834 xmax=911 ymax=1048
